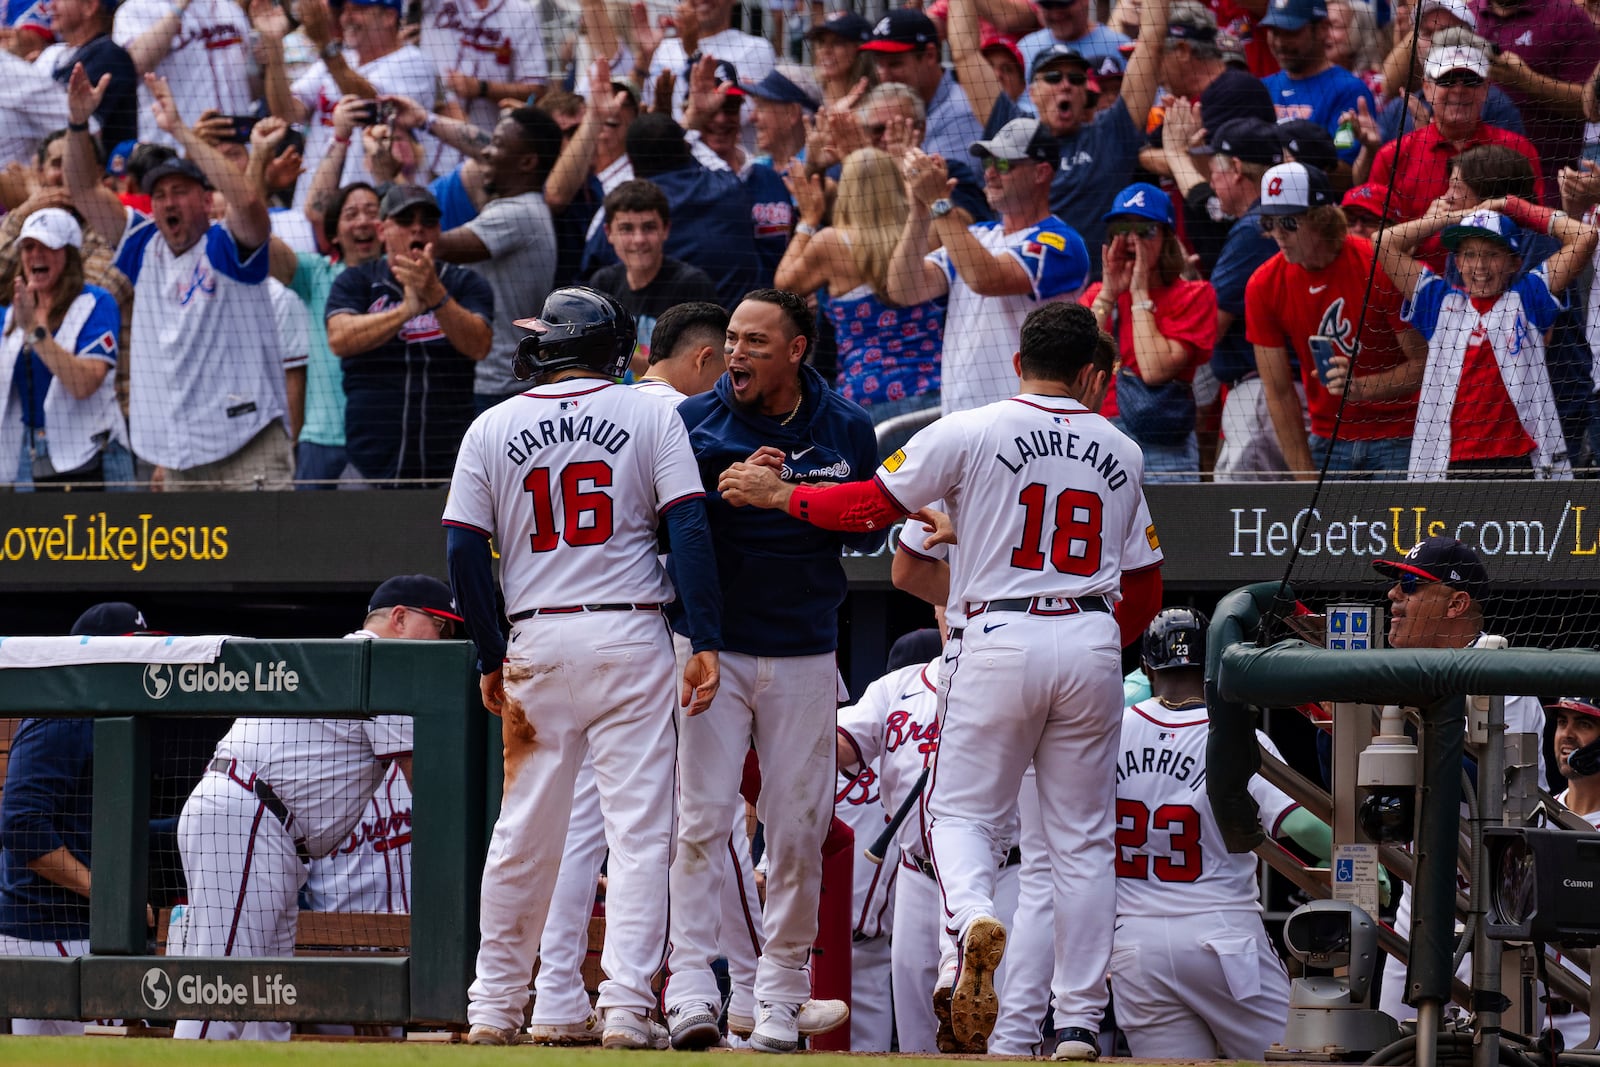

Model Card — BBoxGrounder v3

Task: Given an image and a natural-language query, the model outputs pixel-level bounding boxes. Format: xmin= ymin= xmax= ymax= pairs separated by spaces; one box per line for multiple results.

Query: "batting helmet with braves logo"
xmin=511 ymin=286 xmax=637 ymax=382
xmin=1141 ymin=607 xmax=1210 ymax=672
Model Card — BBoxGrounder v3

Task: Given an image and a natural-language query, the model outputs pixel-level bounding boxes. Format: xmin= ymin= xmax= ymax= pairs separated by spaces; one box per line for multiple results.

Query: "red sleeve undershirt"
xmin=1117 ymin=566 xmax=1163 ymax=648
xmin=786 ymin=478 xmax=907 ymax=532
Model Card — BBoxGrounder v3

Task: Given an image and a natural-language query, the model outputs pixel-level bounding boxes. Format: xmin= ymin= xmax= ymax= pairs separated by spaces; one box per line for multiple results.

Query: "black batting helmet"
xmin=512 ymin=286 xmax=637 ymax=383
xmin=1141 ymin=607 xmax=1210 ymax=672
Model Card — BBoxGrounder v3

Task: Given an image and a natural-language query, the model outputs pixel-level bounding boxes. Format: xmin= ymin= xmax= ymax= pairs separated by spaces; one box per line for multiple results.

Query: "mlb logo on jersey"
xmin=561 ymin=400 xmax=581 ymax=411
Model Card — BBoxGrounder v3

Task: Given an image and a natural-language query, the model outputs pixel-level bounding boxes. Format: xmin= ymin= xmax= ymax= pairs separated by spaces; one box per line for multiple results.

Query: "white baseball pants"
xmin=990 ymin=767 xmax=1058 ymax=1055
xmin=668 ymin=650 xmax=837 ymax=1009
xmin=469 ymin=611 xmax=678 ymax=1029
xmin=929 ymin=612 xmax=1123 ymax=1033
xmin=529 ymin=755 xmax=606 ymax=1027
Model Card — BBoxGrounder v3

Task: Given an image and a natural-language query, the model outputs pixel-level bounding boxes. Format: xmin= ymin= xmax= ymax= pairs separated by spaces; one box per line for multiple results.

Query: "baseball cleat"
xmin=665 ymin=1001 xmax=721 ymax=1050
xmin=1052 ymin=1026 xmax=1100 ymax=1061
xmin=465 ymin=1023 xmax=524 ymax=1045
xmin=749 ymin=1000 xmax=800 ymax=1054
xmin=601 ymin=1007 xmax=670 ymax=1050
xmin=529 ymin=1011 xmax=601 ymax=1045
xmin=729 ymin=999 xmax=849 ymax=1038
xmin=950 ymin=915 xmax=1006 ymax=1048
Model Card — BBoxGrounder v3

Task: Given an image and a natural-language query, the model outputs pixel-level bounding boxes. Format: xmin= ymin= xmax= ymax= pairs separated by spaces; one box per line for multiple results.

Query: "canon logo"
xmin=1562 ymin=878 xmax=1594 ymax=889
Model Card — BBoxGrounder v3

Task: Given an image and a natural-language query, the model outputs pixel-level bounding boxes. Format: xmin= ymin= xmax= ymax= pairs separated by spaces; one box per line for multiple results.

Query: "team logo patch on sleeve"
xmin=1037 ymin=231 xmax=1066 ymax=252
xmin=1146 ymin=524 xmax=1160 ymax=550
xmin=882 ymin=448 xmax=907 ymax=473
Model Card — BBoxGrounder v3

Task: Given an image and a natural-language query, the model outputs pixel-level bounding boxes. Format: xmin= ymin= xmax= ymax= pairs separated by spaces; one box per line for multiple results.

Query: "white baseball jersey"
xmin=834 ymin=747 xmax=896 ymax=940
xmin=442 ymin=380 xmax=702 ymax=612
xmin=112 ymin=214 xmax=288 ymax=470
xmin=632 ymin=377 xmax=688 ymax=404
xmin=421 ymin=0 xmax=547 ymax=132
xmin=837 ymin=659 xmax=940 ymax=863
xmin=1115 ymin=702 xmax=1298 ymax=916
xmin=893 ymin=504 xmax=965 ymax=627
xmin=112 ymin=0 xmax=254 ymax=146
xmin=290 ymin=47 xmax=442 ymax=209
xmin=305 ymin=760 xmax=412 ymax=913
xmin=877 ymin=395 xmax=1162 ymax=611
xmin=646 ymin=27 xmax=773 ymax=123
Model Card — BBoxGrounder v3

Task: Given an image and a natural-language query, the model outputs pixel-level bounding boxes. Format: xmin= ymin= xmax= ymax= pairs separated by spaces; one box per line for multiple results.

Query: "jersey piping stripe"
xmin=1129 ymin=703 xmax=1209 ymax=729
xmin=442 ymin=518 xmax=493 ymax=538
xmin=854 ymin=841 xmax=890 ymax=935
xmin=919 ymin=664 xmax=938 ymax=692
xmin=836 ymin=726 xmax=869 ymax=778
xmin=658 ymin=490 xmax=706 ymax=514
xmin=872 ymin=473 xmax=913 ymax=516
xmin=222 ymin=801 xmax=272 ymax=959
xmin=1268 ymin=802 xmax=1300 ymax=839
xmin=521 ymin=383 xmax=613 ymax=399
xmin=726 ymin=832 xmax=763 ymax=960
xmin=925 ymin=648 xmax=963 ymax=925
xmin=1008 ymin=398 xmax=1088 ymax=415
xmin=897 ymin=541 xmax=941 ymax=563
xmin=1124 ymin=559 xmax=1162 ymax=577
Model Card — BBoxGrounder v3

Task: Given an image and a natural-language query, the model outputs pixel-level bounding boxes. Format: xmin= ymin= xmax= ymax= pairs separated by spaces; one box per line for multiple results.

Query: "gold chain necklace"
xmin=778 ymin=383 xmax=804 ymax=426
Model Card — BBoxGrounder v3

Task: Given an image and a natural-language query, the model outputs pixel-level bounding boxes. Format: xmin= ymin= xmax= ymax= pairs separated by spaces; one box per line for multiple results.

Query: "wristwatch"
xmin=1131 ymin=299 xmax=1155 ymax=313
xmin=320 ymin=40 xmax=342 ymax=62
xmin=929 ymin=198 xmax=954 ymax=220
xmin=28 ymin=325 xmax=48 ymax=347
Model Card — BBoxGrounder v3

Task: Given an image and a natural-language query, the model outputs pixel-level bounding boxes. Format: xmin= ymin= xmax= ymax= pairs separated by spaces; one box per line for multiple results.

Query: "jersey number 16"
xmin=522 ymin=461 xmax=616 ymax=552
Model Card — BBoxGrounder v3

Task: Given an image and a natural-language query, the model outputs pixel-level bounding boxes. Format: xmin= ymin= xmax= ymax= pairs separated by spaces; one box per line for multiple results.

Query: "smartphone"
xmin=404 ymin=0 xmax=421 ymax=24
xmin=227 ymin=114 xmax=258 ymax=143
xmin=274 ymin=126 xmax=306 ymax=158
xmin=1308 ymin=335 xmax=1338 ymax=385
xmin=352 ymin=100 xmax=380 ymax=126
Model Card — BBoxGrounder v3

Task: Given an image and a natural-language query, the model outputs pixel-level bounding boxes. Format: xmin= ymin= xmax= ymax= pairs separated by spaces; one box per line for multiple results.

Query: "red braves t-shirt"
xmin=1081 ymin=280 xmax=1218 ymax=419
xmin=1450 ymin=295 xmax=1535 ymax=462
xmin=1245 ymin=236 xmax=1418 ymax=440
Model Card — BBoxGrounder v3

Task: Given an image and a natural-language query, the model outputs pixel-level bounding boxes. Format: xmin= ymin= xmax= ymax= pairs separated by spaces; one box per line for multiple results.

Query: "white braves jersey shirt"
xmin=113 ymin=0 xmax=253 ymax=146
xmin=1115 ymin=702 xmax=1298 ymax=917
xmin=834 ymin=749 xmax=896 ymax=940
xmin=212 ymin=714 xmax=412 ymax=861
xmin=291 ymin=47 xmax=442 ymax=209
xmin=632 ymin=377 xmax=688 ymax=404
xmin=442 ymin=380 xmax=704 ymax=613
xmin=421 ymin=0 xmax=547 ymax=132
xmin=876 ymin=395 xmax=1162 ymax=611
xmin=306 ymin=760 xmax=413 ymax=913
xmin=112 ymin=214 xmax=287 ymax=469
xmin=837 ymin=658 xmax=941 ymax=863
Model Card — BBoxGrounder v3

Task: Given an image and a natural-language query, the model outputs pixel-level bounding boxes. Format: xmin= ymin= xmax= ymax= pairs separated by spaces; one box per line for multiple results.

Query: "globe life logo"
xmin=140 ymin=967 xmax=299 ymax=1009
xmin=143 ymin=661 xmax=301 ymax=700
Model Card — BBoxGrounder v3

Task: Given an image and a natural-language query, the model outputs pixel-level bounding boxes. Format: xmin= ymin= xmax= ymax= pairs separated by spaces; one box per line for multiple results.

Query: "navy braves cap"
xmin=744 ymin=69 xmax=820 ymax=110
xmin=712 ymin=59 xmax=746 ymax=96
xmin=1276 ymin=118 xmax=1339 ymax=175
xmin=807 ymin=10 xmax=870 ymax=41
xmin=860 ymin=9 xmax=938 ymax=52
xmin=369 ymin=575 xmax=464 ymax=623
xmin=1028 ymin=43 xmax=1092 ymax=82
xmin=1547 ymin=697 xmax=1600 ymax=719
xmin=379 ymin=183 xmax=441 ymax=220
xmin=1209 ymin=117 xmax=1283 ymax=166
xmin=1372 ymin=536 xmax=1490 ymax=602
xmin=1259 ymin=0 xmax=1328 ymax=30
xmin=141 ymin=157 xmax=211 ymax=195
xmin=71 ymin=602 xmax=153 ymax=636
xmin=1441 ymin=207 xmax=1522 ymax=255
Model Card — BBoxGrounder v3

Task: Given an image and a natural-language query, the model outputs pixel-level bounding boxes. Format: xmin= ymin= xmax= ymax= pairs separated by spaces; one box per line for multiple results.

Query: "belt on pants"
xmin=508 ymin=603 xmax=662 ymax=621
xmin=904 ymin=846 xmax=1022 ymax=881
xmin=208 ymin=757 xmax=311 ymax=864
xmin=951 ymin=595 xmax=1112 ymax=638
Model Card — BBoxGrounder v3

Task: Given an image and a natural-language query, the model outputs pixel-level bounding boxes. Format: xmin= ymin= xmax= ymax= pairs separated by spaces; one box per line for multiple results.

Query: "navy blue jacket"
xmin=670 ymin=364 xmax=883 ymax=656
xmin=582 ymin=162 xmax=760 ymax=311
xmin=0 ymin=719 xmax=92 ymax=941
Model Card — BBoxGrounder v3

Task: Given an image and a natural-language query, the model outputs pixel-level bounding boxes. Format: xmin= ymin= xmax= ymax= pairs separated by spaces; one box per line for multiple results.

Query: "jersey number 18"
xmin=1010 ymin=483 xmax=1103 ymax=576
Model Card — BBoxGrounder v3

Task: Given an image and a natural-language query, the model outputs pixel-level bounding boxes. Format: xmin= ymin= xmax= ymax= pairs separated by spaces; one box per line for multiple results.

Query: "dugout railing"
xmin=0 ymin=638 xmax=485 ymax=1028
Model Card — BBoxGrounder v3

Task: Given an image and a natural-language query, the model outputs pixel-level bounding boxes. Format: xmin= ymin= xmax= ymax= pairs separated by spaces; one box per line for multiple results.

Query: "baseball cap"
xmin=1342 ymin=182 xmax=1401 ymax=222
xmin=1276 ymin=119 xmax=1339 ymax=174
xmin=744 ymin=69 xmax=820 ymax=110
xmin=860 ymin=9 xmax=938 ymax=53
xmin=71 ymin=601 xmax=153 ymax=637
xmin=1418 ymin=0 xmax=1477 ymax=29
xmin=1259 ymin=0 xmax=1328 ymax=30
xmin=1091 ymin=51 xmax=1127 ymax=79
xmin=379 ymin=183 xmax=441 ymax=220
xmin=1259 ymin=161 xmax=1335 ymax=215
xmin=345 ymin=0 xmax=403 ymax=10
xmin=19 ymin=208 xmax=83 ymax=251
xmin=368 ymin=574 xmax=464 ymax=625
xmin=710 ymin=59 xmax=746 ymax=97
xmin=1166 ymin=2 xmax=1219 ymax=42
xmin=1028 ymin=43 xmax=1092 ymax=82
xmin=969 ymin=117 xmax=1063 ymax=169
xmin=887 ymin=628 xmax=943 ymax=672
xmin=140 ymin=156 xmax=212 ymax=195
xmin=1425 ymin=44 xmax=1489 ymax=81
xmin=107 ymin=139 xmax=138 ymax=178
xmin=1546 ymin=697 xmax=1600 ymax=719
xmin=979 ymin=31 xmax=1025 ymax=74
xmin=1209 ymin=117 xmax=1283 ymax=166
xmin=1441 ymin=207 xmax=1521 ymax=254
xmin=807 ymin=10 xmax=870 ymax=42
xmin=1103 ymin=181 xmax=1174 ymax=226
xmin=1371 ymin=536 xmax=1490 ymax=602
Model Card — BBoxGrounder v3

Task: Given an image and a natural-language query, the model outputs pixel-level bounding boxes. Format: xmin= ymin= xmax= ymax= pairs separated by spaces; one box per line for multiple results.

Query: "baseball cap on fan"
xmin=19 ymin=209 xmax=83 ymax=251
xmin=1419 ymin=0 xmax=1478 ymax=28
xmin=1259 ymin=161 xmax=1334 ymax=216
xmin=970 ymin=118 xmax=1063 ymax=170
xmin=1371 ymin=536 xmax=1490 ymax=602
xmin=806 ymin=10 xmax=870 ymax=42
xmin=1441 ymin=207 xmax=1521 ymax=254
xmin=1259 ymin=0 xmax=1328 ymax=31
xmin=141 ymin=157 xmax=212 ymax=195
xmin=369 ymin=575 xmax=464 ymax=629
xmin=71 ymin=602 xmax=156 ymax=637
xmin=1343 ymin=182 xmax=1401 ymax=223
xmin=1103 ymin=182 xmax=1174 ymax=226
xmin=1546 ymin=697 xmax=1600 ymax=719
xmin=860 ymin=9 xmax=938 ymax=53
xmin=1209 ymin=118 xmax=1283 ymax=166
xmin=379 ymin=183 xmax=441 ymax=220
xmin=1425 ymin=44 xmax=1489 ymax=81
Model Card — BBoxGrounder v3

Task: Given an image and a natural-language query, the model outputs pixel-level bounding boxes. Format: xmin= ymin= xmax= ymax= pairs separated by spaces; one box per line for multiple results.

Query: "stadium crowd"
xmin=4 ymin=0 xmax=1600 ymax=487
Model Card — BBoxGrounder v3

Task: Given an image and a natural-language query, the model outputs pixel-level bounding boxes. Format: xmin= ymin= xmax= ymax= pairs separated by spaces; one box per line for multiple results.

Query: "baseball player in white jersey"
xmin=719 ymin=301 xmax=1166 ymax=1059
xmin=1112 ymin=607 xmax=1295 ymax=1059
xmin=1546 ymin=697 xmax=1600 ymax=1050
xmin=443 ymin=286 xmax=722 ymax=1048
xmin=172 ymin=574 xmax=459 ymax=1041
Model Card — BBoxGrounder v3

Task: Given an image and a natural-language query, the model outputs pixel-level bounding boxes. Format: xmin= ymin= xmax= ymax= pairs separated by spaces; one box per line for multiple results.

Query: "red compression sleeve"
xmin=786 ymin=478 xmax=908 ymax=532
xmin=1116 ymin=566 xmax=1164 ymax=648
xmin=1502 ymin=196 xmax=1554 ymax=235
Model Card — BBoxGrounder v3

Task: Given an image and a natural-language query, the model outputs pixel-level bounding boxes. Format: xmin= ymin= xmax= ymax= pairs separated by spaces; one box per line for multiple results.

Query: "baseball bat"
xmin=865 ymin=767 xmax=930 ymax=865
